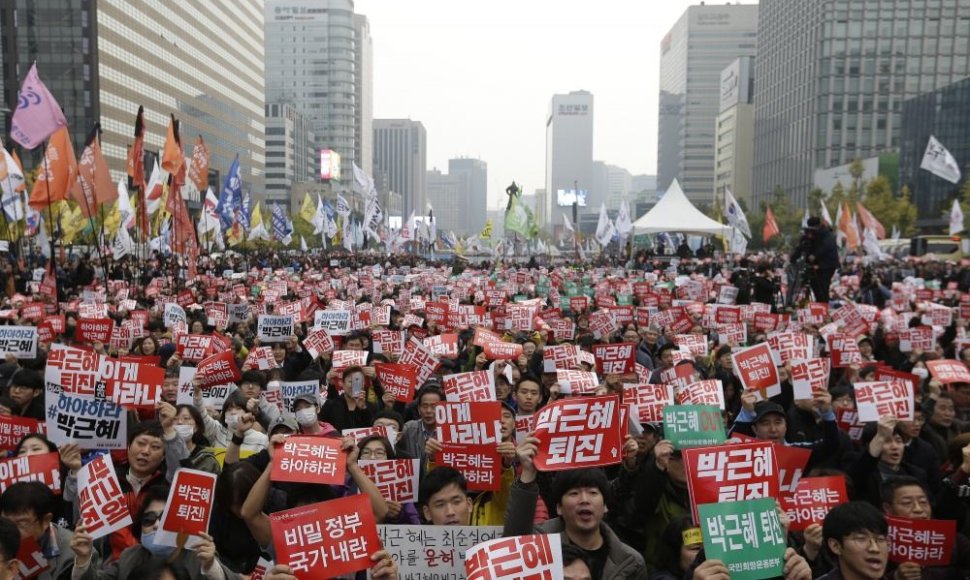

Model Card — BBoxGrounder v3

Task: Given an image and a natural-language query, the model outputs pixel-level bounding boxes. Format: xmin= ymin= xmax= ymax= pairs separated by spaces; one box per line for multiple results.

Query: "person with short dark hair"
xmin=818 ymin=501 xmax=889 ymax=580
xmin=0 ymin=517 xmax=21 ymax=580
xmin=419 ymin=466 xmax=473 ymax=526
xmin=847 ymin=416 xmax=936 ymax=507
xmin=1 ymin=481 xmax=87 ymax=580
xmin=514 ymin=377 xmax=543 ymax=415
xmin=320 ymin=366 xmax=376 ymax=432
xmin=648 ymin=344 xmax=678 ymax=384
xmin=562 ymin=543 xmax=594 ymax=580
xmin=396 ymin=384 xmax=444 ymax=465
xmin=6 ymin=369 xmax=45 ymax=421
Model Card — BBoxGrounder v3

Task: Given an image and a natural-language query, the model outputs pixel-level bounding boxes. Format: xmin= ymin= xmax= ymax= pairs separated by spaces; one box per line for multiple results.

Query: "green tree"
xmin=847 ymin=158 xmax=865 ymax=203
xmin=959 ymin=180 xmax=970 ymax=234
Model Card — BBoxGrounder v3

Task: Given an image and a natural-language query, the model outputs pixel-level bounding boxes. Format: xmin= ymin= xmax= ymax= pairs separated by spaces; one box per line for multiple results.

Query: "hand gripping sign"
xmin=683 ymin=440 xmax=779 ymax=522
xmin=155 ymin=468 xmax=218 ymax=549
xmin=76 ymin=454 xmax=132 ymax=539
xmin=533 ymin=395 xmax=624 ymax=471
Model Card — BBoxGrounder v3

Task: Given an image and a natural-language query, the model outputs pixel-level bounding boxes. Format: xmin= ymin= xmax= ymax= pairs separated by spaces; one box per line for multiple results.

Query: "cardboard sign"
xmin=887 ymin=516 xmax=955 ymax=567
xmin=555 ymin=369 xmax=600 ymax=396
xmin=156 ymin=468 xmax=218 ymax=547
xmin=0 ymin=452 xmax=61 ymax=495
xmin=244 ymin=346 xmax=279 ymax=370
xmin=77 ymin=318 xmax=114 ymax=344
xmin=270 ymin=495 xmax=380 ymax=580
xmin=379 ymin=525 xmax=502 ymax=579
xmin=271 ymin=436 xmax=346 ymax=485
xmin=257 ymin=315 xmax=294 ymax=343
xmin=854 ymin=381 xmax=914 ymax=422
xmin=374 ymin=363 xmax=418 ymax=403
xmin=675 ymin=380 xmax=726 ymax=410
xmin=371 ymin=330 xmax=405 ymax=358
xmin=926 ymin=359 xmax=970 ymax=384
xmin=663 ymin=405 xmax=726 ymax=449
xmin=443 ymin=371 xmax=496 ymax=403
xmin=790 ymin=358 xmax=831 ymax=400
xmin=699 ymin=498 xmax=787 ymax=580
xmin=591 ymin=342 xmax=636 ymax=375
xmin=827 ymin=334 xmax=863 ymax=368
xmin=780 ymin=475 xmax=847 ymax=532
xmin=99 ymin=359 xmax=164 ymax=410
xmin=176 ymin=334 xmax=214 ymax=363
xmin=424 ymin=334 xmax=459 ymax=359
xmin=314 ymin=310 xmax=353 ymax=336
xmin=0 ymin=415 xmax=45 ymax=451
xmin=76 ymin=454 xmax=132 ymax=539
xmin=465 ymin=534 xmax=563 ymax=580
xmin=435 ymin=402 xmax=502 ymax=446
xmin=437 ymin=443 xmax=503 ymax=491
xmin=731 ymin=344 xmax=780 ymax=395
xmin=0 ymin=326 xmax=38 ymax=359
xmin=683 ymin=441 xmax=779 ymax=522
xmin=304 ymin=328 xmax=335 ymax=360
xmin=483 ymin=340 xmax=522 ymax=361
xmin=46 ymin=393 xmax=126 ymax=449
xmin=359 ymin=459 xmax=420 ymax=503
xmin=624 ymin=383 xmax=674 ymax=424
xmin=534 ymin=395 xmax=623 ymax=471
xmin=196 ymin=350 xmax=242 ymax=388
xmin=399 ymin=336 xmax=440 ymax=386
xmin=899 ymin=327 xmax=934 ymax=353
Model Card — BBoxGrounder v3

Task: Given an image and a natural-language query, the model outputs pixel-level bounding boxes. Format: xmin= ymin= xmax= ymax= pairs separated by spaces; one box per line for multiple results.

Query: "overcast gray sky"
xmin=356 ymin=0 xmax=757 ymax=210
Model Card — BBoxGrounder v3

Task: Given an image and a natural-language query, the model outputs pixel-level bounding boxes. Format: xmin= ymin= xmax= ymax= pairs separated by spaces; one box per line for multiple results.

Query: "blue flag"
xmin=271 ymin=203 xmax=288 ymax=241
xmin=217 ymin=155 xmax=240 ymax=231
xmin=238 ymin=193 xmax=251 ymax=230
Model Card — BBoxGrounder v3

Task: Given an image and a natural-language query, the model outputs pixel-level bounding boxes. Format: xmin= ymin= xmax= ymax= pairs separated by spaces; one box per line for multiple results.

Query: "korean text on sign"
xmin=437 ymin=444 xmax=502 ymax=492
xmin=698 ymin=497 xmax=787 ymax=580
xmin=271 ymin=436 xmax=346 ymax=485
xmin=780 ymin=475 xmax=847 ymax=532
xmin=76 ymin=454 xmax=131 ymax=539
xmin=465 ymin=534 xmax=563 ymax=580
xmin=359 ymin=459 xmax=420 ymax=503
xmin=533 ymin=395 xmax=623 ymax=471
xmin=683 ymin=441 xmax=779 ymax=522
xmin=435 ymin=402 xmax=502 ymax=446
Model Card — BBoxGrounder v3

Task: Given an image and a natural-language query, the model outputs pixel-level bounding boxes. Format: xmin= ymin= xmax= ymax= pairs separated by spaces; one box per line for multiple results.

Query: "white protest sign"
xmin=0 ymin=326 xmax=38 ymax=359
xmin=257 ymin=315 xmax=294 ymax=343
xmin=76 ymin=454 xmax=133 ymax=539
xmin=314 ymin=310 xmax=352 ymax=336
xmin=377 ymin=525 xmax=502 ymax=580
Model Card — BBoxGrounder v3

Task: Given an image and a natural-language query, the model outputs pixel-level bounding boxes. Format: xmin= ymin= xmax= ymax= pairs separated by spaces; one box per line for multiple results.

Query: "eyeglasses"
xmin=360 ymin=448 xmax=388 ymax=459
xmin=142 ymin=511 xmax=164 ymax=527
xmin=845 ymin=533 xmax=888 ymax=548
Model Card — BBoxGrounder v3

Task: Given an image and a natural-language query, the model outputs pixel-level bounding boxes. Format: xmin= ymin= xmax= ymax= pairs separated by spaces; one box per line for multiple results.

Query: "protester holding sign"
xmin=1 ymin=481 xmax=85 ymax=579
xmin=848 ymin=416 xmax=938 ymax=507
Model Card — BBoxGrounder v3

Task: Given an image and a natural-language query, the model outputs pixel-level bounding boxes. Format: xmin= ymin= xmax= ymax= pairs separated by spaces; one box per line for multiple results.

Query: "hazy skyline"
xmin=356 ymin=0 xmax=758 ymax=211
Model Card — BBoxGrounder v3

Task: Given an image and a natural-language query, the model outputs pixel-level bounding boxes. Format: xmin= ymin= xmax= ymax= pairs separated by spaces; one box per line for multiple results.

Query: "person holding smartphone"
xmin=320 ymin=365 xmax=377 ymax=432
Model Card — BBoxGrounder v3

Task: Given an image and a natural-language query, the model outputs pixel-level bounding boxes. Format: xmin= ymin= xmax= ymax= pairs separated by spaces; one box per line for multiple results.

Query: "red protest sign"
xmin=374 ymin=363 xmax=419 ymax=403
xmin=304 ymin=328 xmax=335 ymax=360
xmin=100 ymin=359 xmax=164 ymax=410
xmin=272 ymin=436 xmax=346 ymax=485
xmin=160 ymin=469 xmax=217 ymax=538
xmin=270 ymin=495 xmax=381 ymax=580
xmin=791 ymin=358 xmax=831 ymax=400
xmin=887 ymin=516 xmax=955 ymax=567
xmin=437 ymin=443 xmax=502 ymax=491
xmin=774 ymin=444 xmax=811 ymax=495
xmin=435 ymin=402 xmax=502 ymax=446
xmin=15 ymin=535 xmax=49 ymax=579
xmin=731 ymin=343 xmax=780 ymax=395
xmin=534 ymin=395 xmax=623 ymax=471
xmin=0 ymin=415 xmax=45 ymax=451
xmin=683 ymin=440 xmax=779 ymax=522
xmin=836 ymin=408 xmax=866 ymax=441
xmin=926 ymin=359 xmax=970 ymax=385
xmin=591 ymin=342 xmax=636 ymax=375
xmin=425 ymin=334 xmax=459 ymax=359
xmin=827 ymin=333 xmax=863 ymax=367
xmin=555 ymin=369 xmax=600 ymax=395
xmin=359 ymin=459 xmax=420 ymax=503
xmin=465 ymin=534 xmax=562 ymax=579
xmin=483 ymin=340 xmax=522 ymax=360
xmin=874 ymin=367 xmax=921 ymax=396
xmin=77 ymin=318 xmax=114 ymax=344
xmin=176 ymin=334 xmax=214 ymax=363
xmin=781 ymin=475 xmax=847 ymax=532
xmin=443 ymin=371 xmax=495 ymax=403
xmin=854 ymin=381 xmax=914 ymax=422
xmin=0 ymin=452 xmax=61 ymax=495
xmin=569 ymin=296 xmax=589 ymax=313
xmin=76 ymin=454 xmax=132 ymax=539
xmin=196 ymin=350 xmax=241 ymax=388
xmin=675 ymin=380 xmax=726 ymax=410
xmin=244 ymin=346 xmax=279 ymax=371
xmin=623 ymin=383 xmax=674 ymax=423
xmin=371 ymin=329 xmax=404 ymax=358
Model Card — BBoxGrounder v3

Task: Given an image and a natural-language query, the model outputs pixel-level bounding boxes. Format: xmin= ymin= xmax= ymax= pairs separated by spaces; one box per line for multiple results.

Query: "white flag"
xmin=891 ymin=225 xmax=900 ymax=241
xmin=723 ymin=188 xmax=752 ymax=238
xmin=563 ymin=213 xmax=575 ymax=233
xmin=819 ymin=200 xmax=833 ymax=226
xmin=116 ymin=179 xmax=134 ymax=230
xmin=731 ymin=228 xmax=748 ymax=255
xmin=335 ymin=194 xmax=351 ymax=217
xmin=0 ymin=148 xmax=25 ymax=221
xmin=801 ymin=208 xmax=810 ymax=228
xmin=615 ymin=200 xmax=633 ymax=236
xmin=921 ymin=135 xmax=962 ymax=184
xmin=950 ymin=198 xmax=964 ymax=236
xmin=300 ymin=235 xmax=308 ymax=252
xmin=594 ymin=203 xmax=616 ymax=247
xmin=113 ymin=224 xmax=134 ymax=259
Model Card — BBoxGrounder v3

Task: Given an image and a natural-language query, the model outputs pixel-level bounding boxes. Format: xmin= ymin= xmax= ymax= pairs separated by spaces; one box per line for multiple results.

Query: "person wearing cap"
xmin=292 ymin=393 xmax=339 ymax=437
xmin=6 ymin=369 xmax=44 ymax=421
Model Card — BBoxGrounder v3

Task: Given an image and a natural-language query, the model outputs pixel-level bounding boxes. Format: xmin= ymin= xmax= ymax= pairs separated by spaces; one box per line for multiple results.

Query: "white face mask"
xmin=295 ymin=408 xmax=317 ymax=426
xmin=912 ymin=367 xmax=929 ymax=379
xmin=174 ymin=424 xmax=195 ymax=441
xmin=225 ymin=413 xmax=241 ymax=432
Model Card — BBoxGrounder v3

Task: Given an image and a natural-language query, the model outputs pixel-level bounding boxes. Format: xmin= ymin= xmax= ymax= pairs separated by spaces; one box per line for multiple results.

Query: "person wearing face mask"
xmin=194 ymin=386 xmax=268 ymax=454
xmin=175 ymin=405 xmax=221 ymax=476
xmin=70 ymin=484 xmax=241 ymax=579
xmin=291 ymin=394 xmax=339 ymax=437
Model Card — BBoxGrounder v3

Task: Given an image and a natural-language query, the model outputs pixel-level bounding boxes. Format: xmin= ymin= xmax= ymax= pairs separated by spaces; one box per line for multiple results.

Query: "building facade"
xmin=373 ymin=119 xmax=427 ymax=219
xmin=2 ymin=0 xmax=266 ymax=199
xmin=448 ymin=157 xmax=488 ymax=235
xmin=714 ymin=56 xmax=755 ymax=206
xmin=265 ymin=0 xmax=372 ymax=187
xmin=658 ymin=4 xmax=758 ymax=204
xmin=545 ymin=90 xmax=594 ymax=234
xmin=426 ymin=168 xmax=461 ymax=234
xmin=899 ymin=77 xmax=970 ymax=221
xmin=265 ymin=102 xmax=315 ymax=205
xmin=754 ymin=0 xmax=970 ymax=209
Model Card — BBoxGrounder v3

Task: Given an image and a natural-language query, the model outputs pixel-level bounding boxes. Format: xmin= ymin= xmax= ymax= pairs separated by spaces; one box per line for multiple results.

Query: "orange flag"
xmin=855 ymin=202 xmax=885 ymax=240
xmin=71 ymin=125 xmax=115 ymax=217
xmin=839 ymin=201 xmax=860 ymax=250
xmin=188 ymin=135 xmax=209 ymax=192
xmin=126 ymin=106 xmax=146 ymax=190
xmin=763 ymin=205 xmax=780 ymax=243
xmin=161 ymin=114 xmax=184 ymax=176
xmin=29 ymin=127 xmax=77 ymax=210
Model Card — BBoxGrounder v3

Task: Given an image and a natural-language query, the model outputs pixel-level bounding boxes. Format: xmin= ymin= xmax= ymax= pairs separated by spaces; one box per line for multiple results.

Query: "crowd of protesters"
xmin=0 ymin=219 xmax=963 ymax=580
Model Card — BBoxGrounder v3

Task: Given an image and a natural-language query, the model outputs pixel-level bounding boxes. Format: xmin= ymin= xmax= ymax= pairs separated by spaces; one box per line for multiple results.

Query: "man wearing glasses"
xmin=819 ymin=502 xmax=889 ymax=580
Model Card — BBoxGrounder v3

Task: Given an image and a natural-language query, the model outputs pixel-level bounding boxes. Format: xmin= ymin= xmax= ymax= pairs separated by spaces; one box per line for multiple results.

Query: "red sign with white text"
xmin=0 ymin=452 xmax=61 ymax=495
xmin=374 ymin=363 xmax=419 ymax=403
xmin=196 ymin=350 xmax=242 ymax=388
xmin=533 ymin=395 xmax=623 ymax=471
xmin=887 ymin=516 xmax=955 ymax=567
xmin=435 ymin=402 xmax=502 ymax=446
xmin=926 ymin=359 xmax=970 ymax=385
xmin=781 ymin=476 xmax=847 ymax=532
xmin=683 ymin=441 xmax=779 ymax=522
xmin=731 ymin=344 xmax=780 ymax=395
xmin=271 ymin=436 xmax=346 ymax=485
xmin=160 ymin=468 xmax=217 ymax=536
xmin=591 ymin=342 xmax=636 ymax=375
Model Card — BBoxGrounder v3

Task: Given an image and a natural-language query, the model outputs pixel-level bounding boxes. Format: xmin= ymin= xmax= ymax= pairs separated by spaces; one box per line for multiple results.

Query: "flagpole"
xmin=39 ymin=139 xmax=58 ymax=302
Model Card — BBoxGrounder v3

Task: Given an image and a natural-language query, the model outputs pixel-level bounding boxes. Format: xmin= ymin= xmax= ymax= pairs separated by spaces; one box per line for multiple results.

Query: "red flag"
xmin=188 ymin=135 xmax=209 ymax=192
xmin=10 ymin=63 xmax=68 ymax=150
xmin=839 ymin=201 xmax=860 ymax=250
xmin=126 ymin=106 xmax=146 ymax=190
xmin=28 ymin=127 xmax=77 ymax=210
xmin=71 ymin=124 xmax=116 ymax=217
xmin=763 ymin=205 xmax=780 ymax=242
xmin=855 ymin=202 xmax=885 ymax=239
xmin=161 ymin=114 xmax=184 ymax=176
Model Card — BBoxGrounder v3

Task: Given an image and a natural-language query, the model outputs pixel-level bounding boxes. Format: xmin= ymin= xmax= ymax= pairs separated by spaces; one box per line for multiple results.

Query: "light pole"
xmin=573 ymin=180 xmax=579 ymax=259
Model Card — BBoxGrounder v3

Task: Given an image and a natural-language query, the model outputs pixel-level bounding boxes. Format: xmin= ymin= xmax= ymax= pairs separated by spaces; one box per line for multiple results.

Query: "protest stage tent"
xmin=631 ymin=179 xmax=733 ymax=237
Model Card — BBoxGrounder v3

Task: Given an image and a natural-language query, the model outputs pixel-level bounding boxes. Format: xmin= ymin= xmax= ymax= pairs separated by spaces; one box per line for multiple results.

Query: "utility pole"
xmin=573 ymin=180 xmax=579 ymax=260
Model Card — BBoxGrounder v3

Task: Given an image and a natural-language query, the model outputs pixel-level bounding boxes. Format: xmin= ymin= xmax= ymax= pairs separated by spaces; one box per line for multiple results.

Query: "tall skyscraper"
xmin=658 ymin=4 xmax=758 ymax=205
xmin=373 ymin=119 xmax=427 ymax=219
xmin=545 ymin=90 xmax=594 ymax=235
xmin=426 ymin=168 xmax=462 ymax=234
xmin=264 ymin=0 xmax=372 ymax=186
xmin=265 ymin=103 xmax=315 ymax=205
xmin=714 ymin=56 xmax=756 ymax=206
xmin=448 ymin=157 xmax=488 ymax=234
xmin=753 ymin=0 xmax=970 ymax=209
xmin=1 ymin=0 xmax=266 ymax=197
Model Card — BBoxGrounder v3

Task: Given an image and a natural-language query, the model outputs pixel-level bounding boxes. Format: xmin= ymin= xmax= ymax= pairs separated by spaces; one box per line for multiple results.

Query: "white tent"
xmin=632 ymin=179 xmax=733 ymax=236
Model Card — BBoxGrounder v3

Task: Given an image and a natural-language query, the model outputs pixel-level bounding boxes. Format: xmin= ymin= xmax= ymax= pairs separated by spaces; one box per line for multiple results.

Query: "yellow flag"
xmin=299 ymin=193 xmax=315 ymax=223
xmin=104 ymin=201 xmax=121 ymax=236
xmin=481 ymin=218 xmax=493 ymax=239
xmin=251 ymin=201 xmax=263 ymax=229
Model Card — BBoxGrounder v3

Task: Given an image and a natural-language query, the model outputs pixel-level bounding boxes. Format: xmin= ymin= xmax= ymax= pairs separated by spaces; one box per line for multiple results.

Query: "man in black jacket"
xmin=792 ymin=217 xmax=839 ymax=303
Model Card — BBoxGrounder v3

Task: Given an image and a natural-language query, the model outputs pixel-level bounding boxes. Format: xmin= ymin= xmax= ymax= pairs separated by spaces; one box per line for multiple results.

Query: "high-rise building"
xmin=658 ymin=4 xmax=758 ymax=205
xmin=426 ymin=168 xmax=461 ymax=234
xmin=714 ymin=56 xmax=756 ymax=206
xmin=449 ymin=157 xmax=488 ymax=234
xmin=264 ymin=0 xmax=372 ymax=187
xmin=373 ymin=119 xmax=427 ymax=219
xmin=355 ymin=14 xmax=373 ymax=178
xmin=265 ymin=103 xmax=315 ymax=206
xmin=753 ymin=0 xmax=970 ymax=209
xmin=1 ymin=0 xmax=266 ymax=199
xmin=545 ymin=90 xmax=594 ymax=235
xmin=899 ymin=77 xmax=970 ymax=221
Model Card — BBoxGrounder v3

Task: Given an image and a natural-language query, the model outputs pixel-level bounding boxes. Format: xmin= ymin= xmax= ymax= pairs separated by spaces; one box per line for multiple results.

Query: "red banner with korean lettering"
xmin=271 ymin=436 xmax=346 ymax=485
xmin=0 ymin=415 xmax=45 ymax=451
xmin=731 ymin=344 xmax=780 ymax=395
xmin=270 ymin=495 xmax=381 ymax=580
xmin=196 ymin=350 xmax=241 ymax=388
xmin=591 ymin=342 xmax=636 ymax=375
xmin=926 ymin=359 xmax=970 ymax=385
xmin=780 ymin=475 xmax=847 ymax=532
xmin=160 ymin=468 xmax=217 ymax=537
xmin=435 ymin=402 xmax=502 ymax=446
xmin=99 ymin=359 xmax=164 ymax=410
xmin=437 ymin=443 xmax=502 ymax=491
xmin=482 ymin=340 xmax=522 ymax=361
xmin=0 ymin=452 xmax=61 ymax=495
xmin=176 ymin=334 xmax=214 ymax=363
xmin=683 ymin=440 xmax=779 ymax=522
xmin=374 ymin=363 xmax=418 ymax=403
xmin=887 ymin=516 xmax=955 ymax=567
xmin=533 ymin=395 xmax=623 ymax=471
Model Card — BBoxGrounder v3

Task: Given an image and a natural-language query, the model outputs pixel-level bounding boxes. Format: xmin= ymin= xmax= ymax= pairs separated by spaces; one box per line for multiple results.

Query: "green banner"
xmin=617 ymin=294 xmax=633 ymax=305
xmin=662 ymin=405 xmax=726 ymax=449
xmin=504 ymin=194 xmax=530 ymax=238
xmin=698 ymin=498 xmax=787 ymax=580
